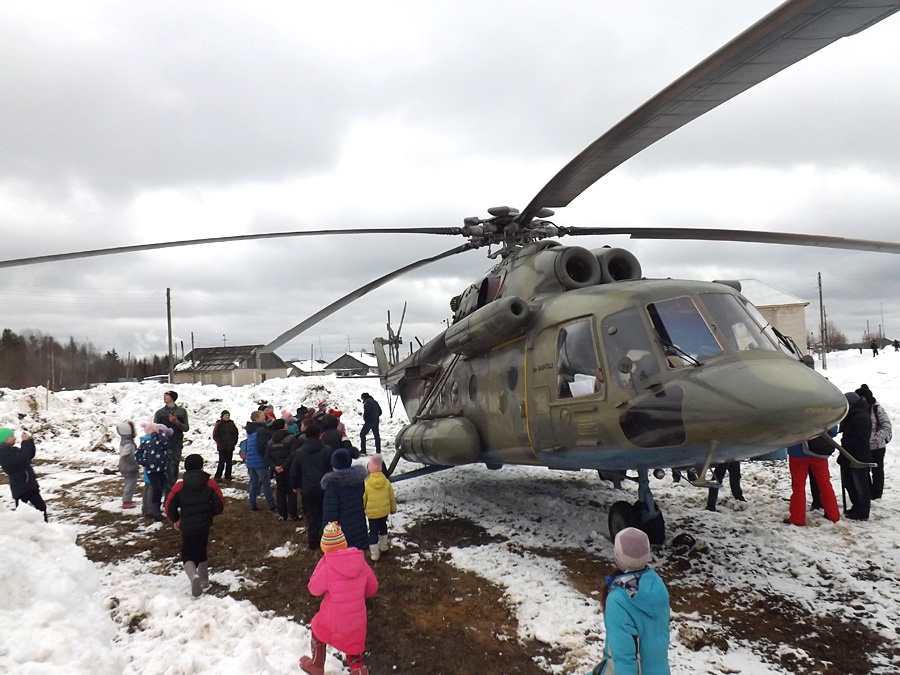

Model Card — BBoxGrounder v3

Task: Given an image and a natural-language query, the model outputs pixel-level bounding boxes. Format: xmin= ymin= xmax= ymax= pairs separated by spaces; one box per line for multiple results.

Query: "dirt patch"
xmin=16 ymin=467 xmax=900 ymax=675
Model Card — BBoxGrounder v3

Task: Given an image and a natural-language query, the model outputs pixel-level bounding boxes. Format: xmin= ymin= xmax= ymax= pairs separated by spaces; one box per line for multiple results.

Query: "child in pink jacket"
xmin=300 ymin=521 xmax=379 ymax=675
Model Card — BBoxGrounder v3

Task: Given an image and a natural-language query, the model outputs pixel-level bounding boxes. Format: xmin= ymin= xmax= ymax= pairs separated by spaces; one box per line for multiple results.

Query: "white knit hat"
xmin=614 ymin=527 xmax=650 ymax=572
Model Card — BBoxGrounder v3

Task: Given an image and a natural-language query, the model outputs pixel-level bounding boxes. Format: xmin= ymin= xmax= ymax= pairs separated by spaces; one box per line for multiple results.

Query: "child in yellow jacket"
xmin=362 ymin=454 xmax=396 ymax=561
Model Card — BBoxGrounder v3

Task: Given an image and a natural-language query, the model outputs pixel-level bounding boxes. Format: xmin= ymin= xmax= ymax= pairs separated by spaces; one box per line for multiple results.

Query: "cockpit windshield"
xmin=699 ymin=293 xmax=776 ymax=354
xmin=647 ymin=296 xmax=723 ymax=365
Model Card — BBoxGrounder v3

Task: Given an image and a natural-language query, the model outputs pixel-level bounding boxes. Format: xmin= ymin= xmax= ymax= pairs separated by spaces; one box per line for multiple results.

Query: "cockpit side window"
xmin=647 ymin=296 xmax=723 ymax=366
xmin=556 ymin=318 xmax=604 ymax=399
xmin=601 ymin=308 xmax=661 ymax=388
xmin=700 ymin=293 xmax=776 ymax=353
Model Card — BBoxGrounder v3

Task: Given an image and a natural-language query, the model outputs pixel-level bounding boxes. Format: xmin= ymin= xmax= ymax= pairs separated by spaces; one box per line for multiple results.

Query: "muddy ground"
xmin=5 ymin=465 xmax=900 ymax=674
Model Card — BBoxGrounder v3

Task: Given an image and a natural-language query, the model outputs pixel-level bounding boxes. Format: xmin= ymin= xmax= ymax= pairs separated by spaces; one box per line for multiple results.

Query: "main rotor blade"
xmin=560 ymin=226 xmax=900 ymax=254
xmin=519 ymin=0 xmax=900 ymax=224
xmin=258 ymin=243 xmax=475 ymax=353
xmin=0 ymin=227 xmax=463 ymax=269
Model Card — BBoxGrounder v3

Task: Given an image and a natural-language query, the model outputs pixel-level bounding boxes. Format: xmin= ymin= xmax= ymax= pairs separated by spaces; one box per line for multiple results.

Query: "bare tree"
xmin=825 ymin=320 xmax=847 ymax=350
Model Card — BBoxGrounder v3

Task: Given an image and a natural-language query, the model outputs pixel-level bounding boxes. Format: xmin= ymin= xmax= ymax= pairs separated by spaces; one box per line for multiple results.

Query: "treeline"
xmin=0 ymin=328 xmax=168 ymax=390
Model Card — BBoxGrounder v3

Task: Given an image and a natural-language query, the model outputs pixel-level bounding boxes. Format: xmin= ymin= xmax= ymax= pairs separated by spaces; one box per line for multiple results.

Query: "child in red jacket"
xmin=300 ymin=521 xmax=378 ymax=675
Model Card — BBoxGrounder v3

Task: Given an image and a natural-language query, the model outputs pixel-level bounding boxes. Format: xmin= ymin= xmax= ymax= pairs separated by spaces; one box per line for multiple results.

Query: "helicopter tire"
xmin=637 ymin=506 xmax=666 ymax=546
xmin=608 ymin=501 xmax=640 ymax=541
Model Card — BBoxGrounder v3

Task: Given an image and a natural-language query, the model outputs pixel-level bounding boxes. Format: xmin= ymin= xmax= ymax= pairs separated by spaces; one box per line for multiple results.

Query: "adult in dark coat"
xmin=838 ymin=392 xmax=873 ymax=520
xmin=857 ymin=384 xmax=893 ymax=500
xmin=0 ymin=428 xmax=47 ymax=521
xmin=153 ymin=390 xmax=190 ymax=497
xmin=212 ymin=410 xmax=239 ymax=482
xmin=290 ymin=422 xmax=334 ymax=549
xmin=265 ymin=428 xmax=299 ymax=521
xmin=321 ymin=413 xmax=359 ymax=459
xmin=359 ymin=392 xmax=382 ymax=455
xmin=704 ymin=461 xmax=745 ymax=511
xmin=322 ymin=448 xmax=369 ymax=551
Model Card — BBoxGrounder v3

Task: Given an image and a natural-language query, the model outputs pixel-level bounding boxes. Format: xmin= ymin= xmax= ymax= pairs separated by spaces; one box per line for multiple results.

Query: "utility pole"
xmin=818 ymin=272 xmax=827 ymax=370
xmin=167 ymin=288 xmax=174 ymax=382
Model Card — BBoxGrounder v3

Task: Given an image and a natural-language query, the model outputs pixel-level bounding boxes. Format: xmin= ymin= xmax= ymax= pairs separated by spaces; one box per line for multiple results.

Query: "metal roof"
xmin=176 ymin=345 xmax=286 ymax=372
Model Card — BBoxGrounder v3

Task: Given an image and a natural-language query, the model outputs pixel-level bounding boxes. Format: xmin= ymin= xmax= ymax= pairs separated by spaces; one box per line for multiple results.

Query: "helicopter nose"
xmin=683 ymin=357 xmax=847 ymax=447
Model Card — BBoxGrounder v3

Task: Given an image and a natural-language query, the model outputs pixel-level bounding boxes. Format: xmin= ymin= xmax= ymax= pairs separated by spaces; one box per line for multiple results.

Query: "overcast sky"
xmin=2 ymin=1 xmax=899 ymax=363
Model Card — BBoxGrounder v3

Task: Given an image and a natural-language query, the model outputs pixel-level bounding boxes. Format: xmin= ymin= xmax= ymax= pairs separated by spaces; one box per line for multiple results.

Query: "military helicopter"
xmin=3 ymin=0 xmax=900 ymax=543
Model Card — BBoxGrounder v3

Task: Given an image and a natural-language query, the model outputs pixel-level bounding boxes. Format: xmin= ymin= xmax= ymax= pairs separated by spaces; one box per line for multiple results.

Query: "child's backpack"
xmin=239 ymin=438 xmax=248 ymax=461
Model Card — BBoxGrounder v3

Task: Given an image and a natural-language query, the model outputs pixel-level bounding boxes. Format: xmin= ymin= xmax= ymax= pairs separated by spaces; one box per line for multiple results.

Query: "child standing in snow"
xmin=362 ymin=454 xmax=396 ymax=561
xmin=300 ymin=521 xmax=378 ymax=675
xmin=164 ymin=454 xmax=225 ymax=597
xmin=116 ymin=422 xmax=140 ymax=509
xmin=589 ymin=527 xmax=671 ymax=675
xmin=135 ymin=422 xmax=172 ymax=522
xmin=0 ymin=428 xmax=48 ymax=522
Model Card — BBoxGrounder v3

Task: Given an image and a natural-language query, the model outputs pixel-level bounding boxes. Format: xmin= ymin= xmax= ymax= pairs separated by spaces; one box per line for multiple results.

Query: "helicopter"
xmin=3 ymin=0 xmax=900 ymax=543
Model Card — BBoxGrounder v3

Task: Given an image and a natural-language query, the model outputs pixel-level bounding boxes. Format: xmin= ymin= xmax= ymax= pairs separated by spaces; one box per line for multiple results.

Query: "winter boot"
xmin=369 ymin=543 xmax=381 ymax=562
xmin=378 ymin=534 xmax=389 ymax=553
xmin=198 ymin=561 xmax=210 ymax=588
xmin=299 ymin=635 xmax=326 ymax=675
xmin=184 ymin=562 xmax=202 ymax=597
xmin=347 ymin=653 xmax=369 ymax=674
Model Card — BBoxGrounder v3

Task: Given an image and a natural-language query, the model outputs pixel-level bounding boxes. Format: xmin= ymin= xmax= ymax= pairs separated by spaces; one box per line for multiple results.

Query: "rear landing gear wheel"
xmin=608 ymin=500 xmax=640 ymax=541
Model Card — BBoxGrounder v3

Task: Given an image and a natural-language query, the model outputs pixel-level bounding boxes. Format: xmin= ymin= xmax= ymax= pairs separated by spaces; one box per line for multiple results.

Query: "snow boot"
xmin=369 ymin=543 xmax=381 ymax=562
xmin=184 ymin=562 xmax=202 ymax=597
xmin=378 ymin=534 xmax=389 ymax=553
xmin=198 ymin=561 xmax=210 ymax=588
xmin=299 ymin=635 xmax=326 ymax=675
xmin=347 ymin=653 xmax=369 ymax=674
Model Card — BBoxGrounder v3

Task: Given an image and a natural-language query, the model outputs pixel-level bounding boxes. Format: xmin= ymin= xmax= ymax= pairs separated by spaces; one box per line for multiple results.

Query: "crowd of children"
xmin=3 ymin=388 xmax=682 ymax=673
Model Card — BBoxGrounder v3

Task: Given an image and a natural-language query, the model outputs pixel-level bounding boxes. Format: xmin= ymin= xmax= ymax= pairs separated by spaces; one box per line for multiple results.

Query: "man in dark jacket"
xmin=165 ymin=454 xmax=225 ymax=597
xmin=265 ymin=428 xmax=299 ymax=521
xmin=212 ymin=410 xmax=239 ymax=482
xmin=153 ymin=390 xmax=190 ymax=497
xmin=359 ymin=392 xmax=382 ymax=456
xmin=0 ymin=428 xmax=47 ymax=522
xmin=838 ymin=392 xmax=873 ymax=520
xmin=290 ymin=421 xmax=333 ymax=549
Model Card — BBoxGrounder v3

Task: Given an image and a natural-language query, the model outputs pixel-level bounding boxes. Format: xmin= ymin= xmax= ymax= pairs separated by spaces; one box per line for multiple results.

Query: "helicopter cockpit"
xmin=557 ymin=291 xmax=783 ymax=399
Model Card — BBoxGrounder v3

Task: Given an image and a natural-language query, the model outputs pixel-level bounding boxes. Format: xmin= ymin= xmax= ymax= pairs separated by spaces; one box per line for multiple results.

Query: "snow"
xmin=1 ymin=350 xmax=899 ymax=674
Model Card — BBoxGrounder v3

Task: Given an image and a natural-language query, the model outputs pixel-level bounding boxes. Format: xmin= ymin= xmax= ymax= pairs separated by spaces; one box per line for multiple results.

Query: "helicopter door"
xmin=527 ymin=318 xmax=605 ymax=455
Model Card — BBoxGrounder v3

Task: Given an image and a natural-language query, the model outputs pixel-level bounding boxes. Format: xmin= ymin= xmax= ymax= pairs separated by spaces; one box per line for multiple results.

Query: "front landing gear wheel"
xmin=608 ymin=501 xmax=640 ymax=541
xmin=638 ymin=505 xmax=665 ymax=546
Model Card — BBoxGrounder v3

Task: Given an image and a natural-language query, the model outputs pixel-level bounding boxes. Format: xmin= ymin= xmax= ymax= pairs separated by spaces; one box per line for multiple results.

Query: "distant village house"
xmin=173 ymin=345 xmax=293 ymax=386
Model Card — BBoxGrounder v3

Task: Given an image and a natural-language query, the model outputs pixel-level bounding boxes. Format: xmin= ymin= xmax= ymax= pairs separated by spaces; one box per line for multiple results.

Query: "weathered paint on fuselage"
xmin=385 ymin=245 xmax=847 ymax=472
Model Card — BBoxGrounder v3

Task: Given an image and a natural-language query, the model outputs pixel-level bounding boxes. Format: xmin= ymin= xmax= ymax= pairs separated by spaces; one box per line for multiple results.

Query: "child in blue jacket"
xmin=589 ymin=528 xmax=670 ymax=675
xmin=136 ymin=422 xmax=172 ymax=522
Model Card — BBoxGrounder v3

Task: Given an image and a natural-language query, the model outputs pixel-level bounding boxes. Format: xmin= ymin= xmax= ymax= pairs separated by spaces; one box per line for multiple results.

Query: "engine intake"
xmin=593 ymin=247 xmax=642 ymax=283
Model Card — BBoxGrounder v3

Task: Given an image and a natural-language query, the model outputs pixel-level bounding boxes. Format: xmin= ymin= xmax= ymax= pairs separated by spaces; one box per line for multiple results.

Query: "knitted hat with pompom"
xmin=321 ymin=521 xmax=347 ymax=553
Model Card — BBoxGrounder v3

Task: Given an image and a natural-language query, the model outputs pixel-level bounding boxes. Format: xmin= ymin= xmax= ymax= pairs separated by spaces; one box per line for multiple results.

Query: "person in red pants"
xmin=784 ymin=426 xmax=840 ymax=526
